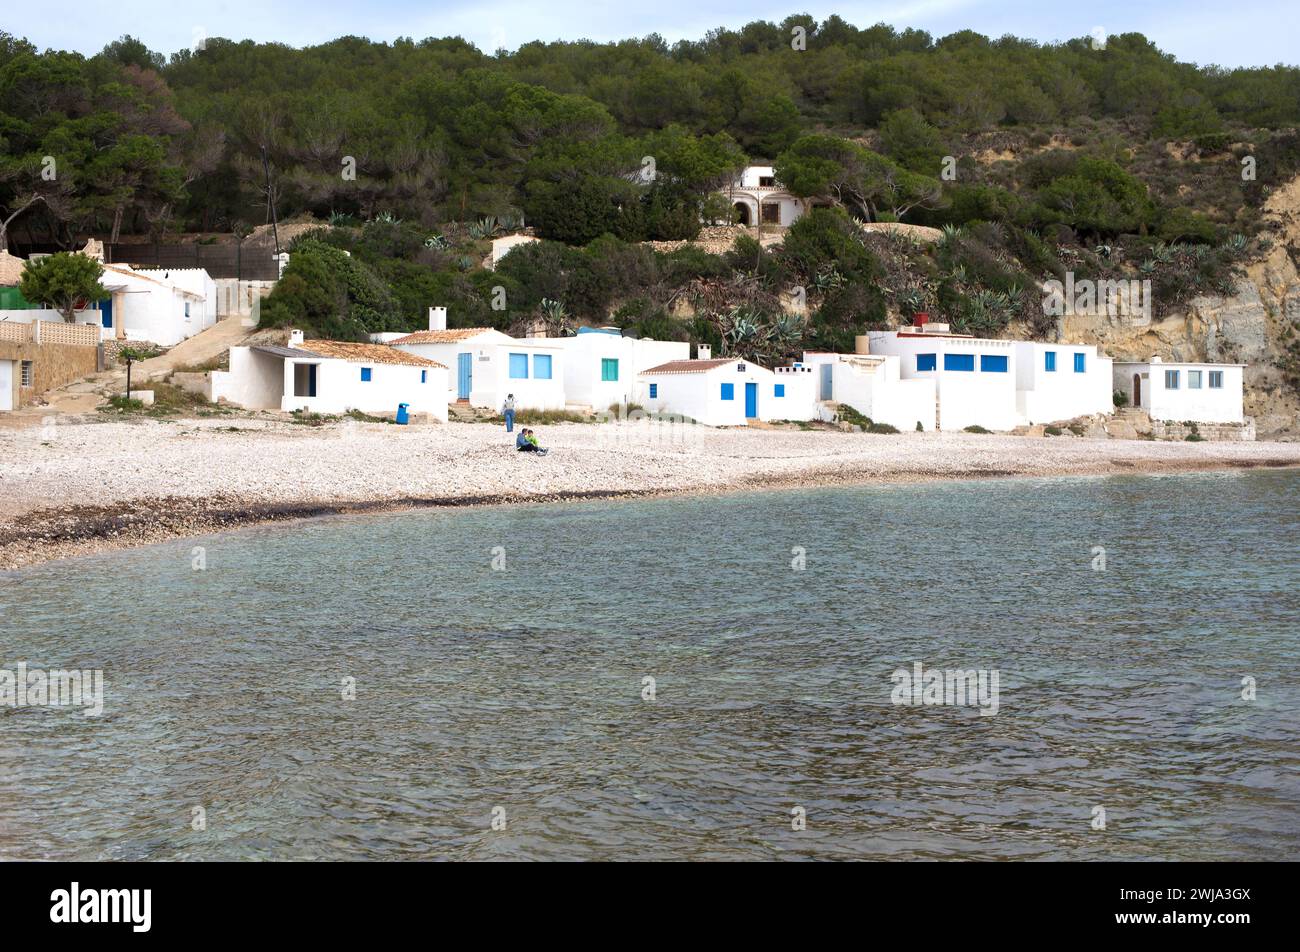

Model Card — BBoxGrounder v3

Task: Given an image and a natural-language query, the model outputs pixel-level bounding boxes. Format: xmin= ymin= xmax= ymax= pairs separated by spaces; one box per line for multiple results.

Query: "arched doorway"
xmin=734 ymin=202 xmax=751 ymax=226
xmin=1132 ymin=373 xmax=1142 ymax=407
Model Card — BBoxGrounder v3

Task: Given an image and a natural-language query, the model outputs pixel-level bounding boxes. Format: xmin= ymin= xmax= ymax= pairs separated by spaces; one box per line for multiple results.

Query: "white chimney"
xmin=429 ymin=306 xmax=447 ymax=331
xmin=697 ymin=344 xmax=711 ymax=361
xmin=288 ymin=329 xmax=304 ymax=347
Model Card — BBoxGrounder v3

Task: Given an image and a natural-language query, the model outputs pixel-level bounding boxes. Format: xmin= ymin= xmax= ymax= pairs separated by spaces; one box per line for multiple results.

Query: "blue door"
xmin=457 ymin=352 xmax=472 ymax=399
xmin=819 ymin=363 xmax=833 ymax=400
xmin=744 ymin=381 xmax=757 ymax=418
xmin=99 ymin=298 xmax=113 ymax=329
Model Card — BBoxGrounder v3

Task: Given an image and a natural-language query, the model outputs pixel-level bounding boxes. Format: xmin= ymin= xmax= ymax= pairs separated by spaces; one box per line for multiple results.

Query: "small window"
xmin=20 ymin=360 xmax=34 ymax=387
xmin=601 ymin=358 xmax=619 ymax=382
xmin=533 ymin=354 xmax=552 ymax=380
xmin=980 ymin=354 xmax=1008 ymax=373
xmin=758 ymin=176 xmax=775 ymax=187
xmin=1209 ymin=371 xmax=1223 ymax=389
xmin=1187 ymin=370 xmax=1202 ymax=389
xmin=943 ymin=353 xmax=975 ymax=372
xmin=509 ymin=353 xmax=529 ymax=379
xmin=775 ymin=383 xmax=785 ymax=397
xmin=1165 ymin=369 xmax=1180 ymax=389
xmin=736 ymin=363 xmax=746 ymax=372
xmin=1073 ymin=352 xmax=1086 ymax=373
xmin=1044 ymin=351 xmax=1056 ymax=372
xmin=917 ymin=353 xmax=937 ymax=372
xmin=184 ymin=302 xmax=191 ymax=318
xmin=721 ymin=382 xmax=734 ymax=401
xmin=360 ymin=367 xmax=372 ymax=382
xmin=421 ymin=370 xmax=427 ymax=384
xmin=649 ymin=383 xmax=658 ymax=399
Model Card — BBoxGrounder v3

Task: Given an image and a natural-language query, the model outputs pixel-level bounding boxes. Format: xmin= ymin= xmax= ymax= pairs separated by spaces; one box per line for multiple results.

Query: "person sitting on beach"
xmin=516 ymin=428 xmax=547 ymax=455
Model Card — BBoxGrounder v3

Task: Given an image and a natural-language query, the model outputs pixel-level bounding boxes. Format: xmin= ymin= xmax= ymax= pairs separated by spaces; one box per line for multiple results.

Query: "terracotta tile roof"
xmin=300 ymin=339 xmax=446 ymax=368
xmin=641 ymin=358 xmax=741 ymax=375
xmin=388 ymin=328 xmax=496 ymax=345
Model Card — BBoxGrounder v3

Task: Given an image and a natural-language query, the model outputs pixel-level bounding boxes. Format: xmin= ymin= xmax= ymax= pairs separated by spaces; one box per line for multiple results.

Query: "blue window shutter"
xmin=534 ymin=354 xmax=552 ymax=379
xmin=421 ymin=370 xmax=427 ymax=383
xmin=917 ymin=354 xmax=936 ymax=372
xmin=1209 ymin=371 xmax=1223 ymax=389
xmin=775 ymin=383 xmax=785 ymax=397
xmin=1044 ymin=351 xmax=1056 ymax=372
xmin=721 ymin=382 xmax=734 ymax=400
xmin=509 ymin=353 xmax=529 ymax=378
xmin=649 ymin=383 xmax=658 ymax=398
xmin=1074 ymin=352 xmax=1086 ymax=372
xmin=980 ymin=354 xmax=1008 ymax=373
xmin=360 ymin=367 xmax=372 ymax=382
xmin=1165 ymin=369 xmax=1179 ymax=389
xmin=601 ymin=358 xmax=619 ymax=381
xmin=943 ymin=353 xmax=975 ymax=372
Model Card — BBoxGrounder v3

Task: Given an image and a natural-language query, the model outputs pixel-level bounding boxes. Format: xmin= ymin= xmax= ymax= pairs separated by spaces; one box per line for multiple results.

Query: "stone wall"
xmin=0 ymin=337 xmax=100 ymax=409
xmin=1150 ymin=419 xmax=1257 ymax=442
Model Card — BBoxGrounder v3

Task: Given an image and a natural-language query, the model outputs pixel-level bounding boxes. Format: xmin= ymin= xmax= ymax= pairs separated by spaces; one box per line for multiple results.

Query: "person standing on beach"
xmin=502 ymin=394 xmax=516 ymax=433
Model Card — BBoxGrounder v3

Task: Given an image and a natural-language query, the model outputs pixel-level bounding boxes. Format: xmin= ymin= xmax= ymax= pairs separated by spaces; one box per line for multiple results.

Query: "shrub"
xmin=963 ymin=424 xmax=992 ymax=433
xmin=867 ymin=421 xmax=900 ymax=434
xmin=1044 ymin=425 xmax=1064 ymax=436
xmin=1113 ymin=390 xmax=1129 ymax=407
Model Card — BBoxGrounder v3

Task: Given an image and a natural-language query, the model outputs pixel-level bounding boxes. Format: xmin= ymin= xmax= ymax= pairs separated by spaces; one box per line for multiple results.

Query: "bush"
xmin=1113 ymin=390 xmax=1129 ymax=407
xmin=867 ymin=421 xmax=900 ymax=434
xmin=963 ymin=424 xmax=992 ymax=433
xmin=1044 ymin=425 xmax=1063 ymax=436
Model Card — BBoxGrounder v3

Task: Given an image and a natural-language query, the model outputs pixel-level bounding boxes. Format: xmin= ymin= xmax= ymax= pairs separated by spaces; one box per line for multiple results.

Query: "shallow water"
xmin=1 ymin=470 xmax=1297 ymax=860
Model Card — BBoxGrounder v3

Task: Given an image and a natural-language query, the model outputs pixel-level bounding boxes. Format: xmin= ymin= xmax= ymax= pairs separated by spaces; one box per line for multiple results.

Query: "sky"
xmin=3 ymin=0 xmax=1297 ymax=69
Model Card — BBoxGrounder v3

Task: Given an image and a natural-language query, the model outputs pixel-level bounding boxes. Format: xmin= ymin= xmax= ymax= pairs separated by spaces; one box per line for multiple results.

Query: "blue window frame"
xmin=1165 ymin=369 xmax=1180 ymax=389
xmin=980 ymin=354 xmax=1008 ymax=373
xmin=775 ymin=383 xmax=786 ymax=397
xmin=943 ymin=353 xmax=975 ymax=372
xmin=1044 ymin=351 xmax=1056 ymax=372
xmin=420 ymin=370 xmax=427 ymax=383
xmin=1187 ymin=370 xmax=1202 ymax=389
xmin=917 ymin=353 xmax=937 ymax=372
xmin=509 ymin=353 xmax=529 ymax=379
xmin=721 ymin=383 xmax=735 ymax=400
xmin=360 ymin=367 xmax=372 ymax=382
xmin=533 ymin=354 xmax=552 ymax=380
xmin=1073 ymin=352 xmax=1086 ymax=373
xmin=601 ymin=358 xmax=619 ymax=382
xmin=649 ymin=383 xmax=658 ymax=399
xmin=1209 ymin=370 xmax=1223 ymax=389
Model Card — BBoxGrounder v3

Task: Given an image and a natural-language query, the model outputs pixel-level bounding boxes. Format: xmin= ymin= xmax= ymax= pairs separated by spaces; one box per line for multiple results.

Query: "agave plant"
xmin=1095 ymin=244 xmax=1113 ymax=259
xmin=812 ymin=266 xmax=844 ymax=293
xmin=1225 ymin=233 xmax=1248 ymax=254
xmin=765 ymin=311 xmax=805 ymax=357
xmin=539 ymin=297 xmax=570 ymax=334
xmin=424 ymin=234 xmax=448 ymax=250
xmin=468 ymin=216 xmax=502 ymax=240
xmin=1138 ymin=259 xmax=1157 ymax=275
xmin=1152 ymin=242 xmax=1175 ymax=265
xmin=722 ymin=305 xmax=766 ymax=355
xmin=373 ymin=211 xmax=401 ymax=224
xmin=456 ymin=255 xmax=476 ymax=272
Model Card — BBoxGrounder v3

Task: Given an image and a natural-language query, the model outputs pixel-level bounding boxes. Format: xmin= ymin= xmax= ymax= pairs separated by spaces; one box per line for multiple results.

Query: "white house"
xmin=390 ymin=308 xmax=564 ymax=411
xmin=722 ymin=166 xmax=806 ymax=227
xmin=1112 ymin=357 xmax=1245 ymax=423
xmin=800 ymin=351 xmax=937 ymax=431
xmin=638 ymin=356 xmax=813 ymax=426
xmin=211 ymin=331 xmax=448 ymax=419
xmin=1012 ymin=340 xmax=1113 ymax=424
xmin=0 ymin=245 xmax=217 ymax=347
xmin=866 ymin=328 xmax=1021 ymax=431
xmin=550 ymin=327 xmax=689 ymax=410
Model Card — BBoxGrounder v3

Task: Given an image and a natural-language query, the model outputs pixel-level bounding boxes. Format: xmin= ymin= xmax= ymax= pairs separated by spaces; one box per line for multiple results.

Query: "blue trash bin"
xmin=395 ymin=403 xmax=410 ymax=425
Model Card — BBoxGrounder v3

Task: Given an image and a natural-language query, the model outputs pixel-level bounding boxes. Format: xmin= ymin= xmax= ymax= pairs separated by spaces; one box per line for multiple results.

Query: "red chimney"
xmin=913 ymin=312 xmax=930 ymax=327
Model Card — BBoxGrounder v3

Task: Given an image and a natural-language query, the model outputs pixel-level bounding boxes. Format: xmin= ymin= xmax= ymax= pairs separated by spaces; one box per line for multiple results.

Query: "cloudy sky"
xmin=5 ymin=0 xmax=1296 ymax=68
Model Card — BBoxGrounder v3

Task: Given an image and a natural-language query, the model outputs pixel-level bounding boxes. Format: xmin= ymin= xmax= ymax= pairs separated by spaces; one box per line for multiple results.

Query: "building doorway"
xmin=1132 ymin=373 xmax=1141 ymax=407
xmin=293 ymin=362 xmax=318 ymax=398
xmin=733 ymin=202 xmax=751 ymax=226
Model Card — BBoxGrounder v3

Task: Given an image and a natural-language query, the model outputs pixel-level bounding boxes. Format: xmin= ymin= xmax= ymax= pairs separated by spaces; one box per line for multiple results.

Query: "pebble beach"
xmin=2 ymin=416 xmax=1298 ymax=570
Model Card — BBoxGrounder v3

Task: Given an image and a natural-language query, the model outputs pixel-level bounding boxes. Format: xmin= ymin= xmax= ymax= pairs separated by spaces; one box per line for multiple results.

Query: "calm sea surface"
xmin=2 ymin=470 xmax=1298 ymax=861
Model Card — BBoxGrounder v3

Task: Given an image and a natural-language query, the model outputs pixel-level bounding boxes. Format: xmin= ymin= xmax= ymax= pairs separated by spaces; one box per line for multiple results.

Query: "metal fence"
xmin=106 ymin=242 xmax=281 ymax=281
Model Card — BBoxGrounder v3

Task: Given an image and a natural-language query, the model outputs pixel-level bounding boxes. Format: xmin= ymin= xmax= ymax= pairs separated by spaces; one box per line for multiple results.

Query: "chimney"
xmin=288 ymin=329 xmax=304 ymax=348
xmin=429 ymin=306 xmax=447 ymax=331
xmin=855 ymin=335 xmax=870 ymax=355
xmin=697 ymin=344 xmax=711 ymax=361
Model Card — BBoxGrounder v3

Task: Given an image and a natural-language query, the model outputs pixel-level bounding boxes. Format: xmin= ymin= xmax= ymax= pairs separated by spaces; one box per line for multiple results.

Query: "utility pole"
xmin=261 ymin=145 xmax=281 ymax=256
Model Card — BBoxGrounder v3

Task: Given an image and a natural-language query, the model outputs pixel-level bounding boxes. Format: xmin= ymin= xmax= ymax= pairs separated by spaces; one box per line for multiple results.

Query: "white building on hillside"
xmin=211 ymin=331 xmax=448 ymax=419
xmin=390 ymin=308 xmax=564 ymax=410
xmin=638 ymin=355 xmax=815 ymax=426
xmin=722 ymin=166 xmax=806 ymax=228
xmin=1112 ymin=357 xmax=1245 ymax=423
xmin=489 ymin=234 xmax=540 ymax=268
xmin=1012 ymin=340 xmax=1113 ymax=423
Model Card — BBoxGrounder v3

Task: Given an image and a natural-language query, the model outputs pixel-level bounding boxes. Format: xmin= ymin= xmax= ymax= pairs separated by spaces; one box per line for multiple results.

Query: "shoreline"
xmin=3 ymin=415 xmax=1299 ymax=571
